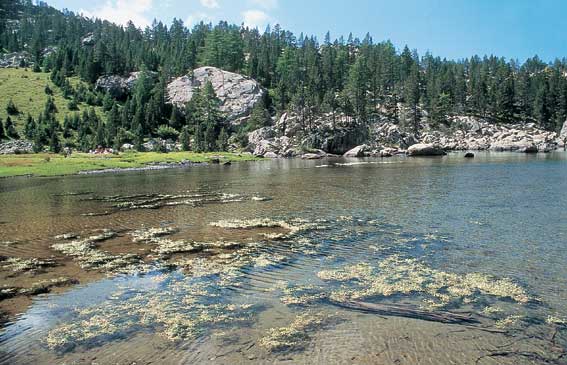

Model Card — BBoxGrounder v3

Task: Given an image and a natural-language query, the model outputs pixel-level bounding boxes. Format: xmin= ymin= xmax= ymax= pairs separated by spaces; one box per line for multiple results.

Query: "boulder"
xmin=343 ymin=144 xmax=369 ymax=157
xmin=264 ymin=152 xmax=278 ymax=159
xmin=518 ymin=144 xmax=538 ymax=153
xmin=407 ymin=143 xmax=446 ymax=156
xmin=95 ymin=75 xmax=128 ymax=98
xmin=167 ymin=67 xmax=265 ymax=123
xmin=95 ymin=71 xmax=155 ymax=99
xmin=464 ymin=152 xmax=475 ymax=158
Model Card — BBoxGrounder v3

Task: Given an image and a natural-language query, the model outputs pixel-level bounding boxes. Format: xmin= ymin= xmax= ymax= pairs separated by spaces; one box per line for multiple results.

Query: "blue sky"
xmin=47 ymin=0 xmax=566 ymax=62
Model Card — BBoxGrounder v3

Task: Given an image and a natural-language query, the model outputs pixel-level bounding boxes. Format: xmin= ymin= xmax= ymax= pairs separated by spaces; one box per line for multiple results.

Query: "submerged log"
xmin=329 ymin=300 xmax=480 ymax=324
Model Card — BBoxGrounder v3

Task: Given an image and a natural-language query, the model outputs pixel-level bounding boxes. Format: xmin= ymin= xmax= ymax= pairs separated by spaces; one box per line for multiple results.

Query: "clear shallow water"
xmin=0 ymin=152 xmax=566 ymax=364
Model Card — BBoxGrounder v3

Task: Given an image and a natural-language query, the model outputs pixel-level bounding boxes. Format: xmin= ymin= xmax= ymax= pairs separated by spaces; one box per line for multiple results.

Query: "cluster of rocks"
xmin=0 ymin=51 xmax=31 ymax=68
xmin=0 ymin=140 xmax=33 ymax=155
xmin=419 ymin=116 xmax=560 ymax=153
xmin=247 ymin=108 xmax=567 ymax=158
xmin=167 ymin=66 xmax=265 ymax=123
xmin=141 ymin=139 xmax=182 ymax=152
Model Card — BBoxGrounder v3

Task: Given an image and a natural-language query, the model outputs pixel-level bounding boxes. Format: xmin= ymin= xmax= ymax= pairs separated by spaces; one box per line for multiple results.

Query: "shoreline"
xmin=1 ymin=149 xmax=565 ymax=179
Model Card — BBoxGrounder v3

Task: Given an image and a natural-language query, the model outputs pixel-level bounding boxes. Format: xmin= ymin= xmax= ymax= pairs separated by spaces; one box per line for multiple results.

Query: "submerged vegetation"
xmin=0 ymin=182 xmax=565 ymax=362
xmin=259 ymin=312 xmax=337 ymax=352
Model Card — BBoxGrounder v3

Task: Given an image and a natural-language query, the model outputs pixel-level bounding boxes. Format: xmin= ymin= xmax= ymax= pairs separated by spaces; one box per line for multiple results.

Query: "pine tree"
xmin=403 ymin=63 xmax=421 ymax=134
xmin=33 ymin=129 xmax=44 ymax=153
xmin=6 ymin=99 xmax=18 ymax=115
xmin=134 ymin=123 xmax=144 ymax=151
xmin=180 ymin=126 xmax=191 ymax=151
xmin=5 ymin=116 xmax=19 ymax=139
xmin=216 ymin=127 xmax=228 ymax=151
xmin=0 ymin=117 xmax=5 ymax=139
xmin=24 ymin=114 xmax=37 ymax=139
xmin=49 ymin=130 xmax=61 ymax=153
xmin=247 ymin=102 xmax=270 ymax=131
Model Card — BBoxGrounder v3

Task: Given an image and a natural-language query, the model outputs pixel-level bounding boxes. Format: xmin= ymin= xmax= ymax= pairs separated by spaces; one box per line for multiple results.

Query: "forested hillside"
xmin=1 ymin=0 xmax=567 ymax=154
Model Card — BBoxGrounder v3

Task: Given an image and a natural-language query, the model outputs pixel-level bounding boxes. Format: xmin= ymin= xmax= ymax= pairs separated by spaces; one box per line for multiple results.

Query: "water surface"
xmin=1 ymin=152 xmax=566 ymax=364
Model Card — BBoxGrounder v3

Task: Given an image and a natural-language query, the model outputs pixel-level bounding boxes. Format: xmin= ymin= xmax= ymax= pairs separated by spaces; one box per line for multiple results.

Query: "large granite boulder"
xmin=407 ymin=143 xmax=446 ymax=156
xmin=167 ymin=67 xmax=265 ymax=123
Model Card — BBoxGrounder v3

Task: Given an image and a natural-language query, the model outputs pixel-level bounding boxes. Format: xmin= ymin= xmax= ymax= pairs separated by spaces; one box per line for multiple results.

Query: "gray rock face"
xmin=95 ymin=75 xmax=129 ymax=98
xmin=421 ymin=117 xmax=558 ymax=153
xmin=0 ymin=52 xmax=31 ymax=68
xmin=0 ymin=140 xmax=34 ymax=154
xmin=81 ymin=33 xmax=95 ymax=46
xmin=276 ymin=112 xmax=368 ymax=154
xmin=343 ymin=145 xmax=369 ymax=158
xmin=95 ymin=72 xmax=154 ymax=98
xmin=167 ymin=67 xmax=265 ymax=123
xmin=407 ymin=143 xmax=446 ymax=156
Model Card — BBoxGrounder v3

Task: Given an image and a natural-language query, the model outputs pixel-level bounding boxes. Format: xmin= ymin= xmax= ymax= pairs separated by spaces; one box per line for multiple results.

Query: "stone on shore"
xmin=343 ymin=145 xmax=369 ymax=158
xmin=407 ymin=143 xmax=446 ymax=156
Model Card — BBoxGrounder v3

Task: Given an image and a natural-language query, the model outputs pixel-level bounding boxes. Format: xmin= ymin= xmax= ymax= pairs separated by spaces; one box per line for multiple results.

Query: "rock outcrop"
xmin=167 ymin=67 xmax=265 ymax=123
xmin=0 ymin=140 xmax=34 ymax=154
xmin=407 ymin=143 xmax=446 ymax=156
xmin=95 ymin=72 xmax=154 ymax=99
xmin=419 ymin=116 xmax=558 ymax=153
xmin=0 ymin=52 xmax=31 ymax=68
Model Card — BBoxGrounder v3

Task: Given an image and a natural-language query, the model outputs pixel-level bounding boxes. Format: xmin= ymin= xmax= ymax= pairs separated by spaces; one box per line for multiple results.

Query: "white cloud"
xmin=186 ymin=12 xmax=213 ymax=26
xmin=80 ymin=0 xmax=153 ymax=28
xmin=241 ymin=9 xmax=272 ymax=30
xmin=200 ymin=0 xmax=219 ymax=9
xmin=249 ymin=0 xmax=277 ymax=9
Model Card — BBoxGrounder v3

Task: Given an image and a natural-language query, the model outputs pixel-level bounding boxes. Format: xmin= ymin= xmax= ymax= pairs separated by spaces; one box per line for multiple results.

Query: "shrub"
xmin=156 ymin=125 xmax=179 ymax=140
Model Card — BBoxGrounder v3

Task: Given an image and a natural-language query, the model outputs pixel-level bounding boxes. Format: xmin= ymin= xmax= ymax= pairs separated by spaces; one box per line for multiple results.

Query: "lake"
xmin=1 ymin=152 xmax=566 ymax=364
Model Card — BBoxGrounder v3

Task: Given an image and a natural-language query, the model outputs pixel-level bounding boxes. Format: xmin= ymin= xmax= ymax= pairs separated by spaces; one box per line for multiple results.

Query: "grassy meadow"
xmin=0 ymin=68 xmax=104 ymax=131
xmin=0 ymin=152 xmax=260 ymax=177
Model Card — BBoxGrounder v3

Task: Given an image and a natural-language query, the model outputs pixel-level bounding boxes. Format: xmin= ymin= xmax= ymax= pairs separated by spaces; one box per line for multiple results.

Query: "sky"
xmin=46 ymin=0 xmax=567 ymax=62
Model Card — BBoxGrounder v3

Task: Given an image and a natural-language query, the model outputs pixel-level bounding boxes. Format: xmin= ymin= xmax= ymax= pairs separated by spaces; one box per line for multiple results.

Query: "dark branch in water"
xmin=327 ymin=299 xmax=480 ymax=324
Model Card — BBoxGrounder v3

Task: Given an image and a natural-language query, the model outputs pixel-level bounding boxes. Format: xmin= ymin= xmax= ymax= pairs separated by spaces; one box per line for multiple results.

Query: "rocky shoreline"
xmin=247 ymin=114 xmax=567 ymax=159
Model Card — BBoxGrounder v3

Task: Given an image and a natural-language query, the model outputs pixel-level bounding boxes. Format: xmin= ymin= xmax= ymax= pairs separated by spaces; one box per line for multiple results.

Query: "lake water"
xmin=0 ymin=152 xmax=566 ymax=364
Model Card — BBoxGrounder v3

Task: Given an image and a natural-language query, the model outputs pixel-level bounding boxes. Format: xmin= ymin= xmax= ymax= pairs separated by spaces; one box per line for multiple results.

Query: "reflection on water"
xmin=1 ymin=152 xmax=567 ymax=364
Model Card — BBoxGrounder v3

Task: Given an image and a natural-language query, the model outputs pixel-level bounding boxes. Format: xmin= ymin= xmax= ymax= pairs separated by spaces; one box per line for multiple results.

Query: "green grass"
xmin=0 ymin=152 xmax=260 ymax=177
xmin=0 ymin=68 xmax=104 ymax=131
